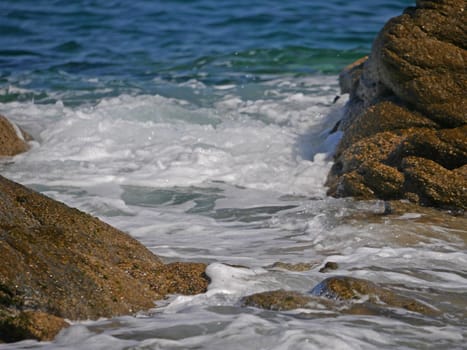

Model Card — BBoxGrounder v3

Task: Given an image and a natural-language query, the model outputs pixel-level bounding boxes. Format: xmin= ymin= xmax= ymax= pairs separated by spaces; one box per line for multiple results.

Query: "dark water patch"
xmin=0 ymin=24 xmax=34 ymax=36
xmin=0 ymin=49 xmax=44 ymax=57
xmin=50 ymin=61 xmax=117 ymax=74
xmin=210 ymin=205 xmax=297 ymax=223
xmin=121 ymin=185 xmax=224 ymax=212
xmin=52 ymin=40 xmax=84 ymax=53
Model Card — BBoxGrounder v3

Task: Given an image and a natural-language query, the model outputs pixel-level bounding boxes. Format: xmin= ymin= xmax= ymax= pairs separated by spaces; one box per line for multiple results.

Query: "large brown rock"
xmin=0 ymin=175 xmax=209 ymax=342
xmin=0 ymin=114 xmax=31 ymax=157
xmin=327 ymin=0 xmax=467 ymax=211
xmin=373 ymin=0 xmax=466 ymax=127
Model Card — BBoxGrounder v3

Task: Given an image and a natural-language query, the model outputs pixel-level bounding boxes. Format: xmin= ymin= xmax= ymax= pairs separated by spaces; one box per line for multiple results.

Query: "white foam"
xmin=205 ymin=263 xmax=269 ymax=296
xmin=1 ymin=83 xmax=342 ymax=197
xmin=1 ymin=76 xmax=466 ymax=350
xmin=397 ymin=212 xmax=423 ymax=219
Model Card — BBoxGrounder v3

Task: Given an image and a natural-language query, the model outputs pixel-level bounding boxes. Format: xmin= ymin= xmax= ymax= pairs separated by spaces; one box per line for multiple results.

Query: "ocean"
xmin=1 ymin=1 xmax=466 ymax=349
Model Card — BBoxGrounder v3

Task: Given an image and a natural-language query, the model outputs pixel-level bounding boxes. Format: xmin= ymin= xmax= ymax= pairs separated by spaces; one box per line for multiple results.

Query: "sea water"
xmin=1 ymin=1 xmax=466 ymax=349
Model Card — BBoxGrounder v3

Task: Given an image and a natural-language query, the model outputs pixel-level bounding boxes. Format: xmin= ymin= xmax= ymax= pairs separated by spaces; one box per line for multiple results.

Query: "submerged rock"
xmin=243 ymin=276 xmax=437 ymax=316
xmin=270 ymin=261 xmax=316 ymax=272
xmin=0 ymin=114 xmax=31 ymax=157
xmin=243 ymin=290 xmax=313 ymax=311
xmin=0 ymin=175 xmax=209 ymax=342
xmin=319 ymin=261 xmax=339 ymax=273
xmin=309 ymin=276 xmax=436 ymax=315
xmin=327 ymin=0 xmax=467 ymax=211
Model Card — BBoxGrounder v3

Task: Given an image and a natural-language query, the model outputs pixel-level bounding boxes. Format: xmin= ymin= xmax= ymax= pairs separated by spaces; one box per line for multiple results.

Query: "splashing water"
xmin=1 ymin=0 xmax=466 ymax=349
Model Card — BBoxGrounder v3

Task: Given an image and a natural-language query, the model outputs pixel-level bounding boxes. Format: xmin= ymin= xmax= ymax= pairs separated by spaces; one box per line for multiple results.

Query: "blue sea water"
xmin=1 ymin=0 xmax=412 ymax=103
xmin=1 ymin=1 xmax=467 ymax=350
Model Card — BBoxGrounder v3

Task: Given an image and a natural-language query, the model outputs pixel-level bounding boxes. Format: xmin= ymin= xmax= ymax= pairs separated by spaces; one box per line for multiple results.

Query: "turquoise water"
xmin=3 ymin=2 xmax=467 ymax=350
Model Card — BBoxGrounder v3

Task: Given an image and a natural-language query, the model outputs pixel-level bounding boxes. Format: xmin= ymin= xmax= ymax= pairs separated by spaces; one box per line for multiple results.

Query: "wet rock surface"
xmin=0 ymin=175 xmax=209 ymax=342
xmin=327 ymin=0 xmax=467 ymax=211
xmin=243 ymin=276 xmax=438 ymax=316
xmin=0 ymin=311 xmax=69 ymax=343
xmin=309 ymin=276 xmax=436 ymax=315
xmin=0 ymin=114 xmax=31 ymax=157
xmin=243 ymin=290 xmax=313 ymax=311
xmin=270 ymin=261 xmax=316 ymax=272
xmin=319 ymin=261 xmax=339 ymax=273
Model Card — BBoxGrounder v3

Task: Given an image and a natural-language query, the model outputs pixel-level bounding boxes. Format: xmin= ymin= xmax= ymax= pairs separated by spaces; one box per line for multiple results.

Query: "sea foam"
xmin=1 ymin=76 xmax=465 ymax=350
xmin=1 ymin=77 xmax=344 ymax=197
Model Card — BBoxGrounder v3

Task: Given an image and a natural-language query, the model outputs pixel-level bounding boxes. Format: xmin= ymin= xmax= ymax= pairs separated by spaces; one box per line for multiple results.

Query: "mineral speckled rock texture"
xmin=243 ymin=276 xmax=438 ymax=316
xmin=0 ymin=114 xmax=208 ymax=342
xmin=0 ymin=114 xmax=31 ymax=157
xmin=327 ymin=0 xmax=466 ymax=211
xmin=0 ymin=175 xmax=209 ymax=342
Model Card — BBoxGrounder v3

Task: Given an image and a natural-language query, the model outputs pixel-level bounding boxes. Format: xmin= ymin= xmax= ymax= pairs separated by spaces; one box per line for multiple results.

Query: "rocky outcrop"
xmin=327 ymin=0 xmax=467 ymax=211
xmin=0 ymin=175 xmax=209 ymax=342
xmin=0 ymin=114 xmax=31 ymax=157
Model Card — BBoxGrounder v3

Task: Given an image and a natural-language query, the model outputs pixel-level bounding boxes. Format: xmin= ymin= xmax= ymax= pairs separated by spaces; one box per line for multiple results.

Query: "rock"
xmin=243 ymin=276 xmax=437 ymax=316
xmin=337 ymin=56 xmax=369 ymax=130
xmin=310 ymin=276 xmax=437 ymax=315
xmin=339 ymin=56 xmax=368 ymax=95
xmin=270 ymin=262 xmax=315 ymax=272
xmin=327 ymin=131 xmax=408 ymax=199
xmin=243 ymin=290 xmax=313 ymax=311
xmin=0 ymin=175 xmax=209 ymax=342
xmin=0 ymin=114 xmax=31 ymax=157
xmin=389 ymin=126 xmax=467 ymax=171
xmin=327 ymin=1 xmax=467 ymax=211
xmin=0 ymin=311 xmax=69 ymax=343
xmin=374 ymin=1 xmax=466 ymax=127
xmin=319 ymin=261 xmax=339 ymax=273
xmin=337 ymin=101 xmax=439 ymax=152
xmin=152 ymin=262 xmax=209 ymax=296
xmin=401 ymin=156 xmax=467 ymax=208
